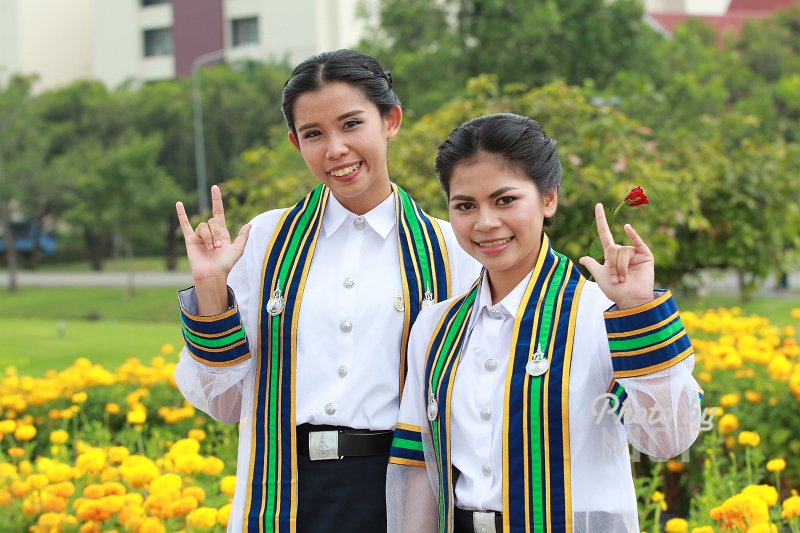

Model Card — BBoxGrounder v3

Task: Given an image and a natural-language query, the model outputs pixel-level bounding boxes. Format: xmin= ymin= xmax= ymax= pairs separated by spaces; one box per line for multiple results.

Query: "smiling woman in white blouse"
xmin=172 ymin=49 xmax=479 ymax=533
xmin=387 ymin=113 xmax=702 ymax=533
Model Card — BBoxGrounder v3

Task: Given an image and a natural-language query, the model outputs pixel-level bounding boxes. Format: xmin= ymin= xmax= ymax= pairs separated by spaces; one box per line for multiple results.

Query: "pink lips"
xmin=475 ymin=237 xmax=513 ymax=255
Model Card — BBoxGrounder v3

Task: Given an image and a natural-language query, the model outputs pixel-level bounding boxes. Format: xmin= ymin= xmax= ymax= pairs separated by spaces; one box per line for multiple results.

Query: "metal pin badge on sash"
xmin=394 ymin=291 xmax=405 ymax=312
xmin=427 ymin=391 xmax=439 ymax=421
xmin=421 ymin=281 xmax=435 ymax=308
xmin=266 ymin=282 xmax=284 ymax=316
xmin=526 ymin=343 xmax=549 ymax=377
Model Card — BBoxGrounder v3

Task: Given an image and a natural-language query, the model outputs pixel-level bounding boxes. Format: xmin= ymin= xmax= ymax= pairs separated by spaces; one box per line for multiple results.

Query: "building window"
xmin=232 ymin=17 xmax=259 ymax=47
xmin=143 ymin=28 xmax=173 ymax=57
xmin=142 ymin=0 xmax=169 ymax=6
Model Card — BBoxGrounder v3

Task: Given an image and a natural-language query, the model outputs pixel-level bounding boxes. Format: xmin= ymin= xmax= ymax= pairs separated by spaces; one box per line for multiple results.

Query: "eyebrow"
xmin=449 ymin=186 xmax=519 ymax=202
xmin=297 ymin=109 xmax=366 ymax=133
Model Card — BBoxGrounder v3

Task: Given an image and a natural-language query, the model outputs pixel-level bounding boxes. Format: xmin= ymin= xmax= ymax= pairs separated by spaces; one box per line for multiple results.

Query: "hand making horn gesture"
xmin=579 ymin=203 xmax=655 ymax=310
xmin=176 ymin=185 xmax=251 ymax=301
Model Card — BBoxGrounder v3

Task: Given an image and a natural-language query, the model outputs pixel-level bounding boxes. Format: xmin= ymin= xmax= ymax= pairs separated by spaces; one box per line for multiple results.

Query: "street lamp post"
xmin=192 ymin=48 xmax=227 ymax=214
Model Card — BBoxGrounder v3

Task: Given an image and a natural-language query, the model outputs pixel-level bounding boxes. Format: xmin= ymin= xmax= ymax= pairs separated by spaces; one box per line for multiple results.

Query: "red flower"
xmin=624 ymin=186 xmax=649 ymax=207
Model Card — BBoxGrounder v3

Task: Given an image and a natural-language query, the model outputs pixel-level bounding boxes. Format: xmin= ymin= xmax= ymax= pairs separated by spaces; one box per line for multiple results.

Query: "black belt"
xmin=296 ymin=424 xmax=393 ymax=460
xmin=454 ymin=507 xmax=504 ymax=533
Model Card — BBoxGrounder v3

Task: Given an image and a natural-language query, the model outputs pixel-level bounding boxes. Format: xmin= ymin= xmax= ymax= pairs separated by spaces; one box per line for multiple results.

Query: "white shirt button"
xmin=484 ymin=358 xmax=498 ymax=372
xmin=481 ymin=464 xmax=491 ymax=477
xmin=488 ymin=308 xmax=503 ymax=320
xmin=354 ymin=217 xmax=365 ymax=230
xmin=324 ymin=403 xmax=336 ymax=415
xmin=338 ymin=365 xmax=349 ymax=378
xmin=339 ymin=320 xmax=352 ymax=333
xmin=480 ymin=407 xmax=492 ymax=421
xmin=343 ymin=277 xmax=355 ymax=289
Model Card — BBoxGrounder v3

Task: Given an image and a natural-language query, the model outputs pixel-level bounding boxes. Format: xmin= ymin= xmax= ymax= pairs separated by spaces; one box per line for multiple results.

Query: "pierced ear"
xmin=384 ymin=105 xmax=403 ymax=140
xmin=288 ymin=131 xmax=301 ymax=152
xmin=543 ymin=189 xmax=559 ymax=218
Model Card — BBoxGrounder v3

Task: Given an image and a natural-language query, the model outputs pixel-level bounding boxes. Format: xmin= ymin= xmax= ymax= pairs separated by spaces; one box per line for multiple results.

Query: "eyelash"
xmin=453 ymin=197 xmax=516 ymax=211
xmin=301 ymin=119 xmax=363 ymax=139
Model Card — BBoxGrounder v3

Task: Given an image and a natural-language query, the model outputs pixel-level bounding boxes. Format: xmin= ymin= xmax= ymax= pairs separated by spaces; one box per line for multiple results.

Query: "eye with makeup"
xmin=497 ymin=196 xmax=516 ymax=206
xmin=343 ymin=119 xmax=363 ymax=129
xmin=302 ymin=129 xmax=321 ymax=140
xmin=451 ymin=201 xmax=476 ymax=212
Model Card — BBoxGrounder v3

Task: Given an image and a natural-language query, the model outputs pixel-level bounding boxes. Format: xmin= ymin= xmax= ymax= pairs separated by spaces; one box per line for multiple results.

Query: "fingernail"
xmin=619 ymin=277 xmax=624 ymax=283
xmin=215 ymin=240 xmax=222 ymax=248
xmin=207 ymin=244 xmax=214 ymax=251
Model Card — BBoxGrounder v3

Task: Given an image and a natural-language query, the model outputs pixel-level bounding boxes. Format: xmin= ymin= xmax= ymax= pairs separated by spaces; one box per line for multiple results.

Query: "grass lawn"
xmin=0 ymin=286 xmax=179 ymax=323
xmin=0 ymin=317 xmax=183 ymax=377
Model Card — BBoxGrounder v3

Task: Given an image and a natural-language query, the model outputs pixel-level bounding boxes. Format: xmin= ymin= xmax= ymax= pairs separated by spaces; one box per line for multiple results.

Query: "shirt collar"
xmin=476 ymin=269 xmax=534 ymax=320
xmin=322 ymin=191 xmax=396 ymax=240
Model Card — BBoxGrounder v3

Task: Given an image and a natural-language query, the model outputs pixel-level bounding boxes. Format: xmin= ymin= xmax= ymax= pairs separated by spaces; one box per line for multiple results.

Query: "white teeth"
xmin=330 ymin=162 xmax=361 ymax=177
xmin=479 ymin=238 xmax=512 ymax=248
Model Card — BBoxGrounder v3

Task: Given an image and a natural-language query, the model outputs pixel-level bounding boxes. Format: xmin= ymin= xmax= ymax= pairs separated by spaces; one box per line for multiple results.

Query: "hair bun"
xmin=384 ymin=71 xmax=393 ymax=88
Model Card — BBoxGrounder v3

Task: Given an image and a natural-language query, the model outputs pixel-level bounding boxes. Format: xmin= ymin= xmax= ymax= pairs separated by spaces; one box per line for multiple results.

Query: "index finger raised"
xmin=211 ymin=185 xmax=226 ymax=223
xmin=594 ymin=203 xmax=616 ymax=249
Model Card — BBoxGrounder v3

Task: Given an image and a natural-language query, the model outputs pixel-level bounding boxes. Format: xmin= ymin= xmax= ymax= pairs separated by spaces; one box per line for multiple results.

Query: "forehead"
xmin=293 ymin=81 xmax=375 ymax=125
xmin=449 ymin=153 xmax=532 ymax=194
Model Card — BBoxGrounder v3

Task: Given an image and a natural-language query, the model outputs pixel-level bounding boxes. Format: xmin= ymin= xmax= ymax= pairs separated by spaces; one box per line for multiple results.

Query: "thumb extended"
xmin=232 ymin=223 xmax=251 ymax=252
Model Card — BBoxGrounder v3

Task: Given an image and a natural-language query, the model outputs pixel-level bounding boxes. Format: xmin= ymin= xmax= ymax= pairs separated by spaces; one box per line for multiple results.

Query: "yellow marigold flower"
xmin=126 ymin=409 xmax=146 ymax=425
xmin=782 ymin=495 xmax=800 ymax=519
xmin=187 ymin=506 xmax=219 ymax=529
xmin=742 ymin=485 xmax=778 ymax=507
xmin=0 ymin=419 xmax=16 ymax=434
xmin=8 ymin=447 xmax=25 ymax=458
xmin=71 ymin=391 xmax=88 ymax=404
xmin=766 ymin=458 xmax=786 ymax=472
xmin=105 ymin=402 xmax=120 ymax=415
xmin=791 ymin=308 xmax=800 ymax=319
xmin=138 ymin=517 xmax=166 ymax=533
xmin=170 ymin=438 xmax=201 ymax=456
xmin=22 ymin=492 xmax=42 ymax=516
xmin=108 ymin=446 xmax=129 ymax=464
xmin=718 ymin=413 xmax=739 ymax=435
xmin=188 ymin=429 xmax=206 ymax=441
xmin=18 ymin=459 xmax=33 ymax=475
xmin=150 ymin=473 xmax=182 ymax=495
xmin=49 ymin=429 xmax=69 ymax=445
xmin=83 ymin=484 xmax=106 ymax=500
xmin=218 ymin=503 xmax=231 ymax=526
xmin=160 ymin=343 xmax=175 ymax=355
xmin=183 ymin=486 xmax=205 ymax=502
xmin=14 ymin=424 xmax=36 ymax=441
xmin=119 ymin=455 xmax=160 ymax=488
xmin=27 ymin=473 xmax=49 ymax=490
xmin=78 ymin=520 xmax=102 ymax=533
xmin=697 ymin=372 xmax=712 ymax=383
xmin=739 ymin=431 xmax=761 ymax=447
xmin=165 ymin=495 xmax=199 ymax=517
xmin=0 ymin=488 xmax=11 ymax=505
xmin=664 ymin=518 xmax=688 ymax=533
xmin=745 ymin=390 xmax=762 ymax=404
xmin=102 ymin=481 xmax=126 ymax=496
xmin=43 ymin=481 xmax=76 ymax=499
xmin=203 ymin=456 xmax=225 ymax=475
xmin=76 ymin=448 xmax=107 ymax=474
xmin=667 ymin=459 xmax=686 ymax=473
xmin=220 ymin=475 xmax=237 ymax=496
xmin=720 ymin=393 xmax=740 ymax=408
xmin=691 ymin=527 xmax=714 ymax=533
xmin=651 ymin=491 xmax=665 ymax=503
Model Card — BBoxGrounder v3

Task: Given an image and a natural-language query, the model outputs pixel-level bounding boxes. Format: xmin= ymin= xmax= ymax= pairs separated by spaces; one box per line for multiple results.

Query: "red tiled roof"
xmin=647 ymin=12 xmax=758 ymax=35
xmin=727 ymin=0 xmax=798 ymax=13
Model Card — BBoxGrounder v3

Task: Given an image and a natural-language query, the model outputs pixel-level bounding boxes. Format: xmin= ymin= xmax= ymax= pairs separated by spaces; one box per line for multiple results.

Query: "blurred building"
xmin=0 ymin=0 xmax=375 ymax=92
xmin=646 ymin=0 xmax=800 ymax=36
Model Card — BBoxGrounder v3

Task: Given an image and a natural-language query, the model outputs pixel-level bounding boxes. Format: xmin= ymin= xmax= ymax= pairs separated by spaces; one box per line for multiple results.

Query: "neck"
xmin=334 ymin=179 xmax=392 ymax=215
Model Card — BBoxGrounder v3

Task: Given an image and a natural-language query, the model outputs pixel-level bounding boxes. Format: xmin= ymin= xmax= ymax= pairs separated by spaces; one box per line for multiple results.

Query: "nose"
xmin=325 ymin=132 xmax=349 ymax=160
xmin=475 ymin=207 xmax=501 ymax=231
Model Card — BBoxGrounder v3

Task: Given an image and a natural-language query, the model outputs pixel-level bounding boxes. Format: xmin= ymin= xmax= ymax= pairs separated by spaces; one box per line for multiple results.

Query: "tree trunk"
xmin=123 ymin=236 xmax=136 ymax=297
xmin=1 ymin=215 xmax=19 ymax=293
xmin=164 ymin=214 xmax=178 ymax=271
xmin=85 ymin=230 xmax=105 ymax=271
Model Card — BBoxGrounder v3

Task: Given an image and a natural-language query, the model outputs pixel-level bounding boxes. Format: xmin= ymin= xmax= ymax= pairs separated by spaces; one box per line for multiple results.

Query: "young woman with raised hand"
xmin=173 ymin=49 xmax=479 ymax=533
xmin=387 ymin=113 xmax=702 ymax=533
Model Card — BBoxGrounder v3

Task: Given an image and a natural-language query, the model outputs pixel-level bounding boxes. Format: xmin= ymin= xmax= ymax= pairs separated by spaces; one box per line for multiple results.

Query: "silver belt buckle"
xmin=473 ymin=511 xmax=497 ymax=533
xmin=309 ymin=430 xmax=339 ymax=460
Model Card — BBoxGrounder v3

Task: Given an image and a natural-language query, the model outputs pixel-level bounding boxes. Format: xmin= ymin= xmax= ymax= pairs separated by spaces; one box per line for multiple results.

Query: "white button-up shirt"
xmin=174 ymin=191 xmax=480 ymax=531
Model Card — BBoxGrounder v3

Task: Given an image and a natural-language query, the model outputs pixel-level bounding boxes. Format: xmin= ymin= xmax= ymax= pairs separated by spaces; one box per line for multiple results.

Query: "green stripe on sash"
xmin=608 ymin=320 xmax=683 ymax=351
xmin=182 ymin=327 xmax=245 ymax=348
xmin=398 ymin=188 xmax=432 ymax=292
xmin=393 ymin=438 xmax=424 ymax=451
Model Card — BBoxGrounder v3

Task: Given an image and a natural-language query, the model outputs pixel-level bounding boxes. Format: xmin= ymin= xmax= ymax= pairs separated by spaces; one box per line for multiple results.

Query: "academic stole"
xmin=243 ymin=183 xmax=451 ymax=533
xmin=424 ymin=235 xmax=585 ymax=533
